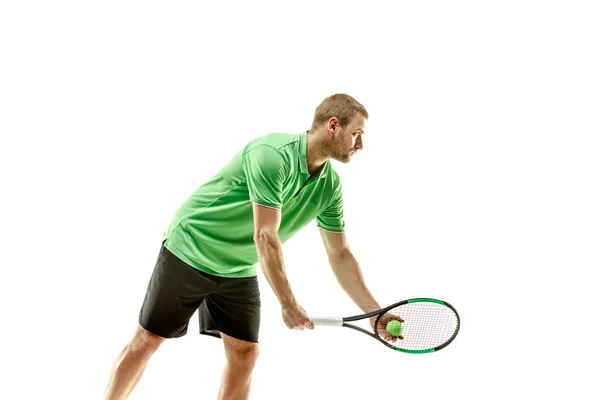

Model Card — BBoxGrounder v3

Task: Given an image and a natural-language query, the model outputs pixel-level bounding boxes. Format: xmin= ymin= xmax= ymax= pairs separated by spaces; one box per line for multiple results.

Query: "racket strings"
xmin=376 ymin=302 xmax=459 ymax=351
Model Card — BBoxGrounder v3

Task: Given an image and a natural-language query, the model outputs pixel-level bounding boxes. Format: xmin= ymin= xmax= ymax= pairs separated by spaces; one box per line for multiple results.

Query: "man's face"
xmin=328 ymin=114 xmax=367 ymax=163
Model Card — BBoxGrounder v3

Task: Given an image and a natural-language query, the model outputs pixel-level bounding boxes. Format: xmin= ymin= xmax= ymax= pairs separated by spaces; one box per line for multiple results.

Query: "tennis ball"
xmin=386 ymin=320 xmax=403 ymax=337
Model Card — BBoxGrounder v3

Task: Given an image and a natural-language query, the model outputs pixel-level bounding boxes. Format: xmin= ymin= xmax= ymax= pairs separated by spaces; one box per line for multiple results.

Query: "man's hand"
xmin=282 ymin=303 xmax=315 ymax=330
xmin=371 ymin=313 xmax=404 ymax=341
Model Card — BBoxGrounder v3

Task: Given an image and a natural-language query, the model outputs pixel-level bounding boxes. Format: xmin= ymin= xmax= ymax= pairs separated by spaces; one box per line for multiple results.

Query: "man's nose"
xmin=355 ymin=136 xmax=363 ymax=150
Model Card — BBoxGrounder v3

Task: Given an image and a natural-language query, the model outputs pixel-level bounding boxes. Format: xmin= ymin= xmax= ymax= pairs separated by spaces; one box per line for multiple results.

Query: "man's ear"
xmin=328 ymin=117 xmax=339 ymax=135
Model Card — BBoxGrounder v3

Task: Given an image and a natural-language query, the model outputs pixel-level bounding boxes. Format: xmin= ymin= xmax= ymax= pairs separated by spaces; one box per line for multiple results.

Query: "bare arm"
xmin=319 ymin=228 xmax=381 ymax=314
xmin=253 ymin=203 xmax=313 ymax=330
xmin=252 ymin=203 xmax=295 ymax=306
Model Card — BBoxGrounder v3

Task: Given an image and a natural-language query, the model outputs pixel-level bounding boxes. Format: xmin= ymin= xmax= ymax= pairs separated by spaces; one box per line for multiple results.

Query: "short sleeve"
xmin=317 ymin=180 xmax=345 ymax=232
xmin=242 ymin=145 xmax=286 ymax=209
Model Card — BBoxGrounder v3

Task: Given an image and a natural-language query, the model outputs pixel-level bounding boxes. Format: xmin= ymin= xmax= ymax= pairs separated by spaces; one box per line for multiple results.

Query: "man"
xmin=103 ymin=93 xmax=383 ymax=400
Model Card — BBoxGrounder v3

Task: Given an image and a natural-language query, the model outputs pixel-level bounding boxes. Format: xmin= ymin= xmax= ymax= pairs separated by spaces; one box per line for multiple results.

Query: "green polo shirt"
xmin=162 ymin=131 xmax=345 ymax=278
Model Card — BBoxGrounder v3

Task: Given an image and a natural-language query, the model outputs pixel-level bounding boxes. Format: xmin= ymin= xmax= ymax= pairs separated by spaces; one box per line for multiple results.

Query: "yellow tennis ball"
xmin=386 ymin=320 xmax=403 ymax=337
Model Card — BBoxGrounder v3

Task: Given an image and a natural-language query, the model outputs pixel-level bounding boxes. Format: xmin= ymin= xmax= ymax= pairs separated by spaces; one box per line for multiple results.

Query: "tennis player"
xmin=103 ymin=93 xmax=382 ymax=400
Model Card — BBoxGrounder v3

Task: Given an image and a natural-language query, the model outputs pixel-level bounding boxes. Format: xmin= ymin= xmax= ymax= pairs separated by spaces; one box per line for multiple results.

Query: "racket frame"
xmin=312 ymin=297 xmax=460 ymax=354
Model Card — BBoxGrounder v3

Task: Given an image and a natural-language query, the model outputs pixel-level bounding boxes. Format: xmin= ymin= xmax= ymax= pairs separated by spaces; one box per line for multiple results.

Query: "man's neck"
xmin=305 ymin=129 xmax=329 ymax=176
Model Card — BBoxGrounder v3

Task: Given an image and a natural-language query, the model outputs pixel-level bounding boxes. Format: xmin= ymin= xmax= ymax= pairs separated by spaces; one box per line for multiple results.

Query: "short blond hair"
xmin=311 ymin=94 xmax=368 ymax=130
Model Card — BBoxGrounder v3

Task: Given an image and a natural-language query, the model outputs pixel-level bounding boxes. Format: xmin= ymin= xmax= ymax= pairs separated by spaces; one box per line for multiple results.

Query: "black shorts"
xmin=138 ymin=242 xmax=261 ymax=342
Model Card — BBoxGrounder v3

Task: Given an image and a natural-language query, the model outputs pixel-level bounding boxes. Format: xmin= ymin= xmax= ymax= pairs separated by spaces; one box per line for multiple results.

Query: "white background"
xmin=1 ymin=1 xmax=599 ymax=399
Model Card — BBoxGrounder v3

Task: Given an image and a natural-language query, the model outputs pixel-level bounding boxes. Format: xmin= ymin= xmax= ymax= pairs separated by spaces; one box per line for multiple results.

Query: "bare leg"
xmin=103 ymin=325 xmax=166 ymax=400
xmin=217 ymin=333 xmax=260 ymax=400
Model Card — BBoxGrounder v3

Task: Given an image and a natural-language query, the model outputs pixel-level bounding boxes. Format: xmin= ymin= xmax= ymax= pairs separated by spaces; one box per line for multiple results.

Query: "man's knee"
xmin=223 ymin=335 xmax=259 ymax=369
xmin=126 ymin=325 xmax=166 ymax=358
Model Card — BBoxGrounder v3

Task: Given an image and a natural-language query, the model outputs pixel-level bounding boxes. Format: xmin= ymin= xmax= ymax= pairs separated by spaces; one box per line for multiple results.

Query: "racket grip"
xmin=310 ymin=316 xmax=343 ymax=326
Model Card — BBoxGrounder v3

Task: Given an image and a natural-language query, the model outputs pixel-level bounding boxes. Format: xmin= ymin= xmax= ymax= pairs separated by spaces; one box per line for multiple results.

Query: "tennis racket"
xmin=310 ymin=298 xmax=460 ymax=353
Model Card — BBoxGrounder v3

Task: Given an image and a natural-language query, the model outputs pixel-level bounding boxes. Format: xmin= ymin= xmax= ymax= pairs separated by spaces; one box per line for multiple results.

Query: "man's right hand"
xmin=281 ymin=303 xmax=314 ymax=330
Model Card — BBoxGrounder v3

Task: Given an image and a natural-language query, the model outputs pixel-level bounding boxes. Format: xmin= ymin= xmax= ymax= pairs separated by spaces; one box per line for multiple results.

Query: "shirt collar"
xmin=298 ymin=131 xmax=309 ymax=175
xmin=298 ymin=131 xmax=328 ymax=179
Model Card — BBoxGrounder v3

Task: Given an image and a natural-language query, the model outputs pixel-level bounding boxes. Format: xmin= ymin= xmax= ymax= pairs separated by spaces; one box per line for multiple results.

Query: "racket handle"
xmin=310 ymin=316 xmax=343 ymax=326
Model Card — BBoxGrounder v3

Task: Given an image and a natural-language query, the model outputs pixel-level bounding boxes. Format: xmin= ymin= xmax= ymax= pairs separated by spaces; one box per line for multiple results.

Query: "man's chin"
xmin=332 ymin=153 xmax=354 ymax=164
xmin=345 ymin=152 xmax=357 ymax=162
